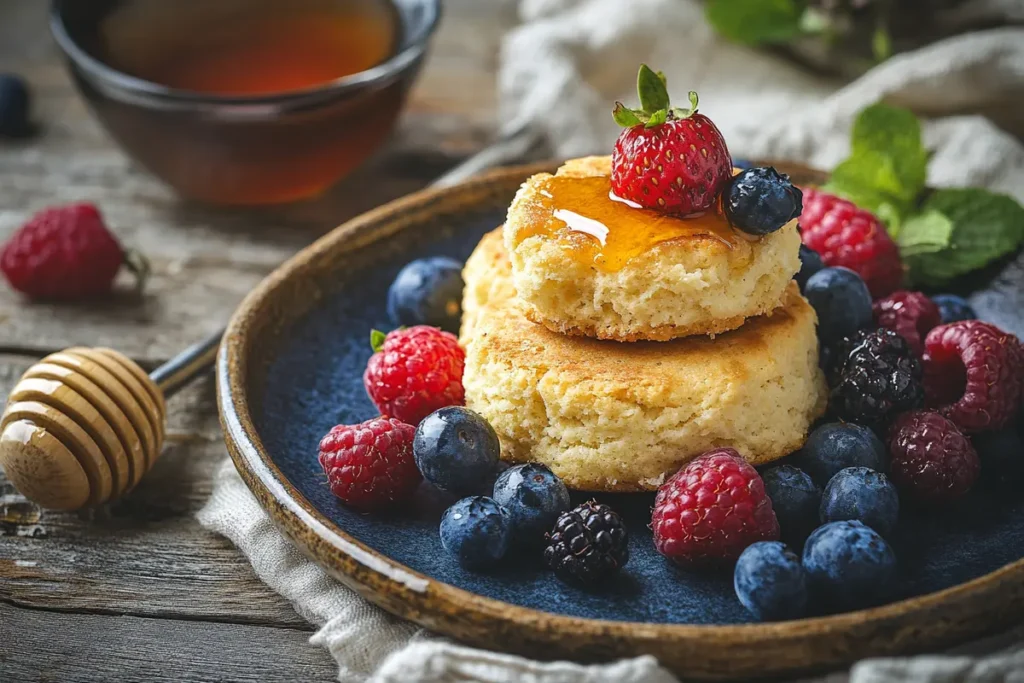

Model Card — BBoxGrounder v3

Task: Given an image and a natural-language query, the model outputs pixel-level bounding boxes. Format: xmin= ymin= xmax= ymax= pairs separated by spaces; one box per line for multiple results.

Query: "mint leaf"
xmin=903 ymin=189 xmax=1024 ymax=286
xmin=823 ymin=104 xmax=928 ymax=222
xmin=705 ymin=0 xmax=804 ymax=45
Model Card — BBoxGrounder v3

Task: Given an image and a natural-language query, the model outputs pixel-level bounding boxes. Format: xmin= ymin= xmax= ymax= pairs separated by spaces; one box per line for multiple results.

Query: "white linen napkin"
xmin=198 ymin=1 xmax=1024 ymax=680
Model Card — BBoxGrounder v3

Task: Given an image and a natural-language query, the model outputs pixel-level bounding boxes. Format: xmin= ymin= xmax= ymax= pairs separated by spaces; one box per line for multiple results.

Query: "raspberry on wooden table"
xmin=922 ymin=321 xmax=1024 ymax=433
xmin=0 ymin=202 xmax=147 ymax=300
xmin=888 ymin=410 xmax=979 ymax=503
xmin=800 ymin=189 xmax=903 ymax=298
xmin=363 ymin=325 xmax=465 ymax=426
xmin=873 ymin=291 xmax=940 ymax=357
xmin=318 ymin=417 xmax=420 ymax=511
xmin=652 ymin=448 xmax=779 ymax=566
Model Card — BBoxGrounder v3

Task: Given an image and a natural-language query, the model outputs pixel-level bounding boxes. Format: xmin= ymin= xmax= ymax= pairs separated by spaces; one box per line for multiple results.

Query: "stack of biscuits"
xmin=460 ymin=156 xmax=827 ymax=492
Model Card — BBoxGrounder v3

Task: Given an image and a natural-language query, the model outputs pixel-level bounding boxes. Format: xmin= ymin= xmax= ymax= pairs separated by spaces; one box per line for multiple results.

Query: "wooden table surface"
xmin=0 ymin=2 xmax=516 ymax=680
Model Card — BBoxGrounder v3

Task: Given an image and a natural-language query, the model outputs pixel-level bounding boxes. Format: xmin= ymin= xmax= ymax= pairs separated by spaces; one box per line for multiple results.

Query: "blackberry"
xmin=544 ymin=501 xmax=629 ymax=587
xmin=830 ymin=328 xmax=924 ymax=426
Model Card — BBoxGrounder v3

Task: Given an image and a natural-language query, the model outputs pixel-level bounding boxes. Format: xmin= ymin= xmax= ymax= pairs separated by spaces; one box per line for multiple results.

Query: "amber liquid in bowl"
xmin=75 ymin=0 xmax=407 ymax=204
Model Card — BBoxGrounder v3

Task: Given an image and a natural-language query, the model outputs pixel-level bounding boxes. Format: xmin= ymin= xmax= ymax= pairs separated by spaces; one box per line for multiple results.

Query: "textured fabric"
xmin=198 ymin=1 xmax=1024 ymax=680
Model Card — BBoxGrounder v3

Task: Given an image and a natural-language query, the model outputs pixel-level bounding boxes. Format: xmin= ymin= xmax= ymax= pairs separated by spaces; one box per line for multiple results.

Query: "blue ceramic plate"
xmin=219 ymin=163 xmax=1024 ymax=680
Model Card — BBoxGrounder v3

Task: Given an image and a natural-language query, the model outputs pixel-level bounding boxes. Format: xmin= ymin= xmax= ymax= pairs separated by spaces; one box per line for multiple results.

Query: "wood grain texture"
xmin=0 ymin=603 xmax=337 ymax=683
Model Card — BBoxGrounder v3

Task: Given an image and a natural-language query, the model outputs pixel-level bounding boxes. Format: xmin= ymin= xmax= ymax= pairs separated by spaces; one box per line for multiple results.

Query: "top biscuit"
xmin=504 ymin=156 xmax=801 ymax=342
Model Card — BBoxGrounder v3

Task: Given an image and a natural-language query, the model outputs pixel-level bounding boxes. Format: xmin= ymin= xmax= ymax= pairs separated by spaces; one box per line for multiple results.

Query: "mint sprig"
xmin=704 ymin=0 xmax=804 ymax=45
xmin=823 ymin=103 xmax=1024 ymax=287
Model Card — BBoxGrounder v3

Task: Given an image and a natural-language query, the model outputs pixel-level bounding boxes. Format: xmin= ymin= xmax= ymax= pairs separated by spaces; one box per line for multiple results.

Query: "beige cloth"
xmin=199 ymin=1 xmax=1024 ymax=680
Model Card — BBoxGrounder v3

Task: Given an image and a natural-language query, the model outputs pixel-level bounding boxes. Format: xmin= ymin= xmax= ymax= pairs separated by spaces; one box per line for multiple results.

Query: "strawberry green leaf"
xmin=370 ymin=329 xmax=387 ymax=353
xmin=612 ymin=102 xmax=643 ymax=128
xmin=705 ymin=0 xmax=804 ymax=45
xmin=637 ymin=64 xmax=670 ymax=115
xmin=645 ymin=108 xmax=668 ymax=128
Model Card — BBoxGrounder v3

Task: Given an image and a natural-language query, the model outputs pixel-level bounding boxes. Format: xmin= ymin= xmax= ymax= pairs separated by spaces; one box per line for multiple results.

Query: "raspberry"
xmin=0 ymin=203 xmax=146 ymax=300
xmin=922 ymin=321 xmax=1024 ymax=433
xmin=318 ymin=417 xmax=421 ymax=511
xmin=544 ymin=501 xmax=629 ymax=587
xmin=888 ymin=410 xmax=979 ymax=502
xmin=800 ymin=189 xmax=903 ymax=298
xmin=652 ymin=448 xmax=779 ymax=566
xmin=363 ymin=326 xmax=465 ymax=425
xmin=872 ymin=291 xmax=941 ymax=357
xmin=830 ymin=328 xmax=924 ymax=425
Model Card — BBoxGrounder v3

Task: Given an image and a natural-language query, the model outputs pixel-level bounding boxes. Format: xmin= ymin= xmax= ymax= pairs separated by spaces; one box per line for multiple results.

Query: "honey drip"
xmin=518 ymin=175 xmax=748 ymax=272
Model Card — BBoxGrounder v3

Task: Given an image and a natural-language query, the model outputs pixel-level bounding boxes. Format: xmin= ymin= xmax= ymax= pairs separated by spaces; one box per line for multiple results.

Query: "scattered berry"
xmin=0 ymin=74 xmax=31 ymax=138
xmin=922 ymin=321 xmax=1024 ymax=433
xmin=872 ymin=291 xmax=940 ymax=357
xmin=803 ymin=267 xmax=873 ymax=344
xmin=761 ymin=465 xmax=821 ymax=546
xmin=830 ymin=328 xmax=924 ymax=426
xmin=493 ymin=463 xmax=570 ymax=547
xmin=802 ymin=521 xmax=896 ymax=612
xmin=932 ymin=294 xmax=976 ymax=324
xmin=440 ymin=496 xmax=511 ymax=569
xmin=387 ymin=257 xmax=464 ymax=334
xmin=413 ymin=406 xmax=499 ymax=495
xmin=364 ymin=326 xmax=465 ymax=426
xmin=797 ymin=422 xmax=887 ymax=486
xmin=544 ymin=501 xmax=629 ymax=587
xmin=610 ymin=67 xmax=732 ymax=215
xmin=888 ymin=410 xmax=979 ymax=503
xmin=800 ymin=188 xmax=903 ymax=298
xmin=734 ymin=541 xmax=808 ymax=621
xmin=723 ymin=167 xmax=803 ymax=236
xmin=973 ymin=428 xmax=1024 ymax=491
xmin=820 ymin=467 xmax=899 ymax=536
xmin=0 ymin=203 xmax=146 ymax=300
xmin=652 ymin=449 xmax=779 ymax=566
xmin=795 ymin=245 xmax=824 ymax=292
xmin=318 ymin=417 xmax=420 ymax=511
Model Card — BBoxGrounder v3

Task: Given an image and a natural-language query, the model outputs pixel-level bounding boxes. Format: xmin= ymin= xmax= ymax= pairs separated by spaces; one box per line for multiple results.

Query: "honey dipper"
xmin=0 ymin=331 xmax=222 ymax=510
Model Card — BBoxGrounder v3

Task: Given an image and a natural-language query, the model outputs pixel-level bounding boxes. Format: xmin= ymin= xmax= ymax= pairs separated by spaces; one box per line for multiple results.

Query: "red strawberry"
xmin=610 ymin=65 xmax=732 ymax=216
xmin=0 ymin=202 xmax=147 ymax=300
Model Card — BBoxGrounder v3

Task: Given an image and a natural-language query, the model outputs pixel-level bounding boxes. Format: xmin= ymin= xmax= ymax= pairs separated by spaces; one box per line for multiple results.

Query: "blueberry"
xmin=0 ymin=74 xmax=31 ymax=138
xmin=387 ymin=257 xmax=464 ymax=333
xmin=797 ymin=422 xmax=887 ymax=485
xmin=820 ymin=467 xmax=899 ymax=536
xmin=492 ymin=463 xmax=570 ymax=547
xmin=932 ymin=294 xmax=976 ymax=324
xmin=724 ymin=167 xmax=803 ymax=236
xmin=804 ymin=267 xmax=873 ymax=343
xmin=795 ymin=245 xmax=824 ymax=292
xmin=734 ymin=541 xmax=808 ymax=621
xmin=974 ymin=428 xmax=1024 ymax=491
xmin=802 ymin=520 xmax=896 ymax=611
xmin=440 ymin=496 xmax=511 ymax=569
xmin=414 ymin=407 xmax=500 ymax=495
xmin=762 ymin=465 xmax=821 ymax=546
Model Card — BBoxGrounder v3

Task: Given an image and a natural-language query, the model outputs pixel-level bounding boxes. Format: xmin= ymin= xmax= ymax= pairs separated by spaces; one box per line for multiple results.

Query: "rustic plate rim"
xmin=217 ymin=162 xmax=1024 ymax=677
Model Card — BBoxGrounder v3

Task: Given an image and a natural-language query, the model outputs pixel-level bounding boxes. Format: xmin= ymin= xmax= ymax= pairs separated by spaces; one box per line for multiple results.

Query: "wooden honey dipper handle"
xmin=0 ymin=330 xmax=223 ymax=510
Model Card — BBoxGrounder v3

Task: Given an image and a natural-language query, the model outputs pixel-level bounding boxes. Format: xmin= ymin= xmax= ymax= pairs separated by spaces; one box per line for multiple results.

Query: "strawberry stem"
xmin=612 ymin=66 xmax=700 ymax=129
xmin=370 ymin=329 xmax=387 ymax=353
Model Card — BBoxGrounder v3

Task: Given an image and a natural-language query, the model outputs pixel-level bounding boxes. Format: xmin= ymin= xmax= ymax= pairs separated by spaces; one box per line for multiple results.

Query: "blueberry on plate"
xmin=797 ymin=422 xmax=887 ymax=485
xmin=734 ymin=541 xmax=808 ymax=621
xmin=973 ymin=428 xmax=1024 ymax=491
xmin=724 ymin=167 xmax=803 ymax=236
xmin=387 ymin=256 xmax=464 ymax=333
xmin=492 ymin=463 xmax=570 ymax=547
xmin=0 ymin=74 xmax=32 ymax=138
xmin=820 ymin=467 xmax=899 ymax=536
xmin=795 ymin=245 xmax=824 ymax=292
xmin=932 ymin=294 xmax=976 ymax=324
xmin=414 ymin=407 xmax=500 ymax=495
xmin=802 ymin=520 xmax=896 ymax=612
xmin=803 ymin=267 xmax=873 ymax=343
xmin=440 ymin=496 xmax=511 ymax=569
xmin=762 ymin=465 xmax=820 ymax=546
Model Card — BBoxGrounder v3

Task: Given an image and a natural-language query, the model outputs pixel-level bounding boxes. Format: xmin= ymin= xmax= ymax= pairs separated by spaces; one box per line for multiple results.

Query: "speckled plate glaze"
xmin=219 ymin=163 xmax=1024 ymax=680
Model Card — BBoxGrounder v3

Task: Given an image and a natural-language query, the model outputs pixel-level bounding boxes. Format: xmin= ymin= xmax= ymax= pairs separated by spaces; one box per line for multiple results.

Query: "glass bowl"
xmin=50 ymin=0 xmax=441 ymax=205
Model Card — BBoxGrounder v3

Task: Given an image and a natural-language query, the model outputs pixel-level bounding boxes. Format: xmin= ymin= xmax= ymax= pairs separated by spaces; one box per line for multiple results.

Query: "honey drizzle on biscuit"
xmin=519 ymin=175 xmax=747 ymax=272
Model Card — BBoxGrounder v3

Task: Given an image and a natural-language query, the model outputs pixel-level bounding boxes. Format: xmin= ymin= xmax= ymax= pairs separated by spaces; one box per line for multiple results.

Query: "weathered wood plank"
xmin=0 ymin=602 xmax=337 ymax=683
xmin=0 ymin=355 xmax=309 ymax=629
